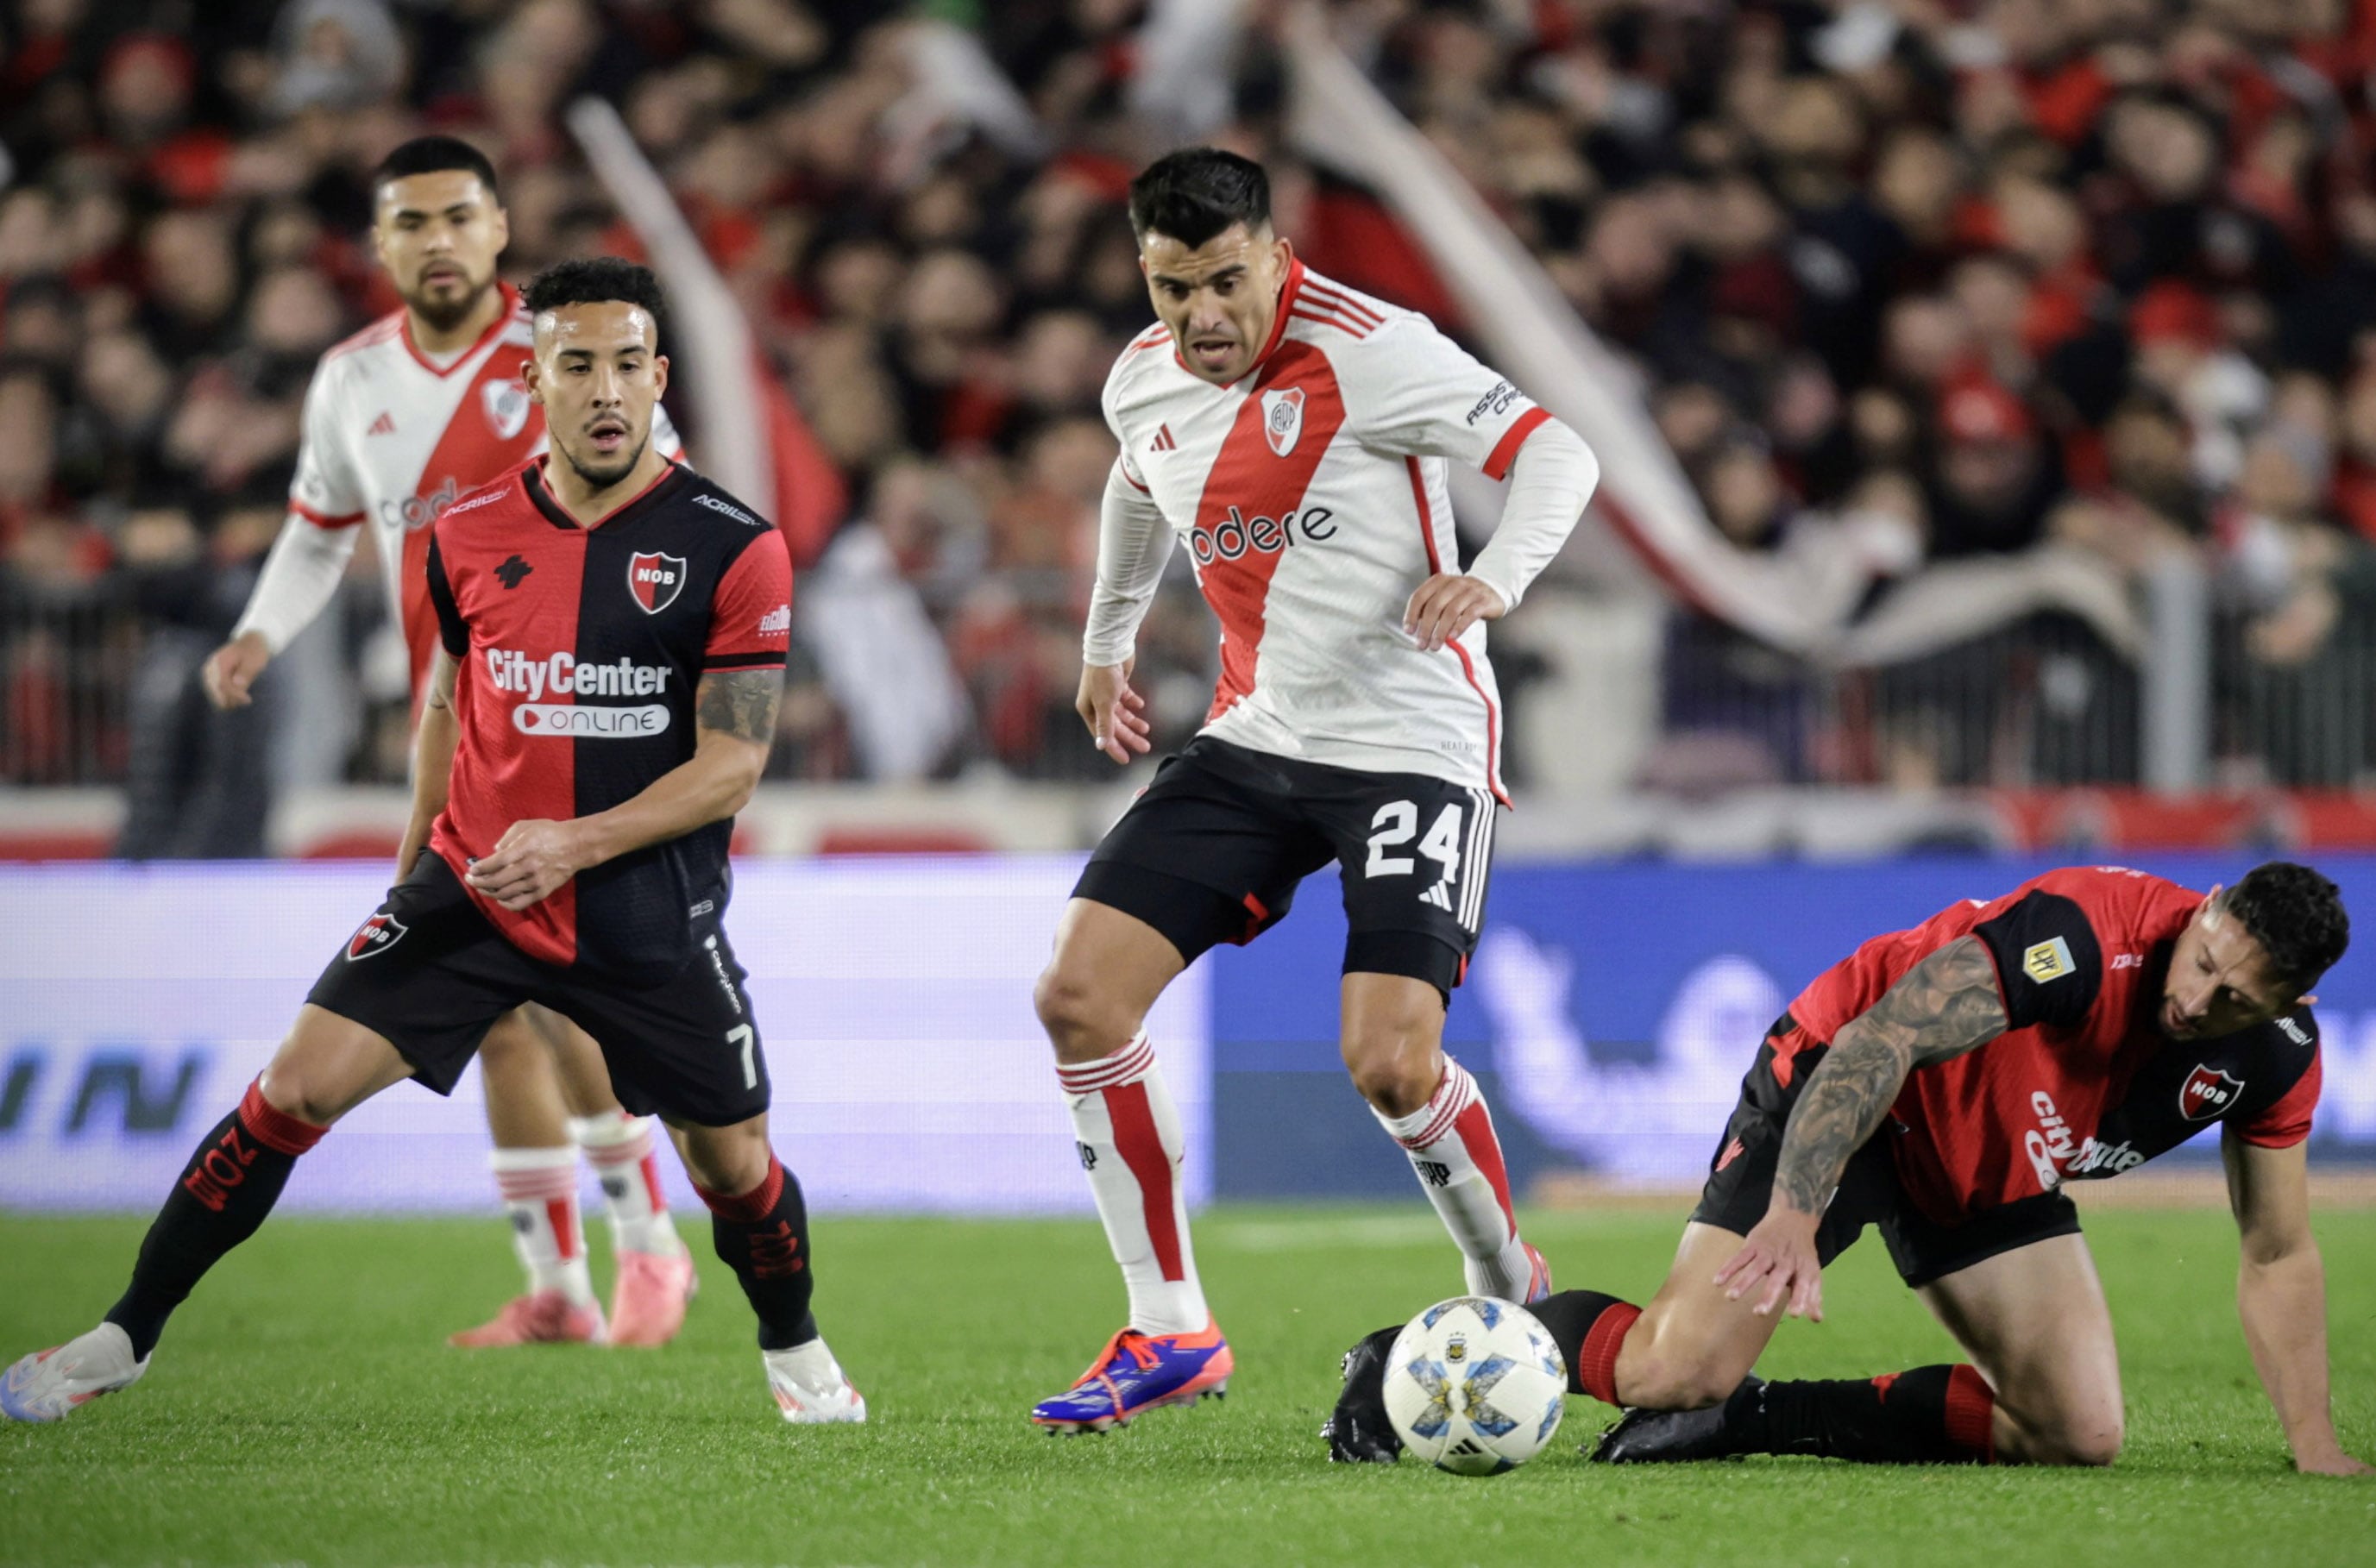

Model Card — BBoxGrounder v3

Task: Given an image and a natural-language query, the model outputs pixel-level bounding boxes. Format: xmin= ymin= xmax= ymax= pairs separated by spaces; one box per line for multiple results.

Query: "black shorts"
xmin=306 ymin=850 xmax=769 ymax=1127
xmin=1075 ymin=737 xmax=1499 ymax=1000
xmin=1690 ymin=1016 xmax=2083 ymax=1289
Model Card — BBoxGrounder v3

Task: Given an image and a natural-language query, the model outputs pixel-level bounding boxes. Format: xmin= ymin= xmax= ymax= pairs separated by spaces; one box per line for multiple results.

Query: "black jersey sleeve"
xmin=425 ymin=533 xmax=468 ymax=658
xmin=1971 ymin=889 xmax=2104 ymax=1031
xmin=2233 ymin=1012 xmax=2323 ymax=1147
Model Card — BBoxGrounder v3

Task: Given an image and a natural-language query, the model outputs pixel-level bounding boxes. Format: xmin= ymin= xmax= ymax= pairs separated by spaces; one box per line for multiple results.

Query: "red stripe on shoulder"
xmin=1300 ymin=282 xmax=1386 ymax=326
xmin=1288 ymin=307 xmax=1372 ymax=340
xmin=324 ymin=313 xmax=404 ymax=363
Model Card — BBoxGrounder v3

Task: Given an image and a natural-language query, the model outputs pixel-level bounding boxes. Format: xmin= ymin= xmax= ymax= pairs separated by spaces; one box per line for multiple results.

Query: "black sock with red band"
xmin=695 ymin=1153 xmax=817 ymax=1352
xmin=1725 ymin=1365 xmax=1997 ymax=1463
xmin=1525 ymin=1289 xmax=1644 ymax=1404
xmin=104 ymin=1080 xmax=327 ymax=1360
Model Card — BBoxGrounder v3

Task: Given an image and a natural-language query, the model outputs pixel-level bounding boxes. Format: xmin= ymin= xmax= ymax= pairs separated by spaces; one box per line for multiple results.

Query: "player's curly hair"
xmin=1129 ymin=147 xmax=1271 ymax=248
xmin=2222 ymin=862 xmax=2350 ymax=990
xmin=522 ymin=258 xmax=667 ymax=338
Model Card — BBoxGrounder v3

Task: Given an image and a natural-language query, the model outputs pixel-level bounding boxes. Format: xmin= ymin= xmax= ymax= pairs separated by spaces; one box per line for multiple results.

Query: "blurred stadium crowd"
xmin=6 ymin=0 xmax=2376 ymax=830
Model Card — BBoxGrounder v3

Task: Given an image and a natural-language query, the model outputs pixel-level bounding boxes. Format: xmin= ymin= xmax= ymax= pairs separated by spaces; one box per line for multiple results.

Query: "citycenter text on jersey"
xmin=484 ymin=647 xmax=675 ymax=700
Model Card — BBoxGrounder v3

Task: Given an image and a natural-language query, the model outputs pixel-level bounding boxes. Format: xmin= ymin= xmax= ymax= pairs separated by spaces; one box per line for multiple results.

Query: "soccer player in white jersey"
xmin=1028 ymin=148 xmax=1604 ymax=1433
xmin=201 ymin=137 xmax=696 ymax=1348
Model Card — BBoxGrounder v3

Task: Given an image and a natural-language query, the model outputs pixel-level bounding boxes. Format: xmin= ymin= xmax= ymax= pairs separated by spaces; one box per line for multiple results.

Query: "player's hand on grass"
xmin=1402 ymin=574 xmax=1505 ymax=653
xmin=1077 ymin=659 xmax=1151 ymax=765
xmin=202 ymin=630 xmax=271 ymax=709
xmin=1714 ymin=1207 xmax=1826 ymax=1321
xmin=465 ymin=819 xmax=588 ymax=910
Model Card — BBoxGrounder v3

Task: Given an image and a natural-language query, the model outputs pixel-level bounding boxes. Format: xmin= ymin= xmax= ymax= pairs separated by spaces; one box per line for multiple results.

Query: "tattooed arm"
xmin=463 ymin=668 xmax=783 ymax=912
xmin=1712 ymin=935 xmax=2009 ymax=1321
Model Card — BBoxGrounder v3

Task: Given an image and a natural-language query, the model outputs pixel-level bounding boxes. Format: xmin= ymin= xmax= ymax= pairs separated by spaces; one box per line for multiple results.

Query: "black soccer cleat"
xmin=1320 ymin=1325 xmax=1405 ymax=1464
xmin=1587 ymin=1377 xmax=1762 ymax=1464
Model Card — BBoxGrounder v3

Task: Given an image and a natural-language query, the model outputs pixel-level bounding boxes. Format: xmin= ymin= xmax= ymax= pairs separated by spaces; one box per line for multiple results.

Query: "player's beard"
xmin=557 ymin=426 xmax=651 ymax=492
xmin=406 ymin=267 xmax=493 ymax=333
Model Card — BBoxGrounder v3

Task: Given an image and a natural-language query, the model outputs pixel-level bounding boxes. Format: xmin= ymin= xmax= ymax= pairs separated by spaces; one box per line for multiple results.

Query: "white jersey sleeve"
xmin=287 ymin=362 xmax=368 ymax=526
xmin=652 ymin=400 xmax=684 ymax=461
xmin=1339 ymin=316 xmax=1552 ymax=480
xmin=1082 ymin=458 xmax=1174 ymax=666
xmin=233 ymin=362 xmax=367 ymax=653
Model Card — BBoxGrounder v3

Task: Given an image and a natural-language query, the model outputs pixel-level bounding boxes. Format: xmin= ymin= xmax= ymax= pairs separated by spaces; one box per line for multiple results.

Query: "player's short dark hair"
xmin=370 ymin=135 xmax=501 ymax=203
xmin=1128 ymin=147 xmax=1271 ymax=248
xmin=522 ymin=258 xmax=667 ymax=341
xmin=2223 ymin=862 xmax=2350 ymax=991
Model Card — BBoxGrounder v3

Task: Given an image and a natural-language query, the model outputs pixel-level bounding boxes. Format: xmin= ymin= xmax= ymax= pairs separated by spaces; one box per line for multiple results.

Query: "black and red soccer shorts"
xmin=1692 ymin=1017 xmax=2083 ymax=1288
xmin=306 ymin=850 xmax=769 ymax=1127
xmin=1073 ymin=737 xmax=1498 ymax=1002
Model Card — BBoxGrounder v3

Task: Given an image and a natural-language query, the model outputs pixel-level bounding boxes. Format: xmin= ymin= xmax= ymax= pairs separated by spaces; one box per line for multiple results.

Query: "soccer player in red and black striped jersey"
xmin=1324 ymin=862 xmax=2369 ymax=1475
xmin=1 ymin=260 xmax=862 ymax=1427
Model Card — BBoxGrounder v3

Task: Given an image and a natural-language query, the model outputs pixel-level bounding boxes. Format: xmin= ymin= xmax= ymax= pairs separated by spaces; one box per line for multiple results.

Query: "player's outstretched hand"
xmin=1713 ymin=1207 xmax=1826 ymax=1321
xmin=202 ymin=630 xmax=271 ymax=710
xmin=465 ymin=819 xmax=587 ymax=911
xmin=1402 ymin=574 xmax=1505 ymax=653
xmin=2296 ymin=1448 xmax=2374 ymax=1477
xmin=1076 ymin=659 xmax=1152 ymax=765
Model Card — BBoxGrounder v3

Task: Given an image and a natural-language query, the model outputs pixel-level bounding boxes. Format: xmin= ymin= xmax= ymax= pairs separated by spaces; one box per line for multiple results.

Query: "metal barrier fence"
xmin=0 ymin=585 xmax=137 ymax=787
xmin=3 ymin=572 xmax=2372 ymax=797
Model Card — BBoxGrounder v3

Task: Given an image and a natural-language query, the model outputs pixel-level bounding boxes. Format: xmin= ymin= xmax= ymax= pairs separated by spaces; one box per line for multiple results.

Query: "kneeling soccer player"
xmin=3 ymin=259 xmax=862 ymax=1426
xmin=1328 ymin=862 xmax=2369 ymax=1474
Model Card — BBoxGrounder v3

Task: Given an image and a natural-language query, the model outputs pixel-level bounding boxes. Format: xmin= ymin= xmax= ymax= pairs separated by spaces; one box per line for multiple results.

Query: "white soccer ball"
xmin=1383 ymin=1295 xmax=1568 ymax=1476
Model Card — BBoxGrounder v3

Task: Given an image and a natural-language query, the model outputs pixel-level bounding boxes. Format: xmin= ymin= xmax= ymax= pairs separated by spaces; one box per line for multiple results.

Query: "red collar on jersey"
xmin=525 ymin=454 xmax=686 ymax=531
xmin=400 ymin=281 xmax=522 ymax=378
xmin=1173 ymin=250 xmax=1306 ymax=388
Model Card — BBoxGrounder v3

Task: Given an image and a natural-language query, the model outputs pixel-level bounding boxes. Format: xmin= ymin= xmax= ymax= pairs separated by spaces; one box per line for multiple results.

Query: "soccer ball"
xmin=1382 ymin=1295 xmax=1568 ymax=1476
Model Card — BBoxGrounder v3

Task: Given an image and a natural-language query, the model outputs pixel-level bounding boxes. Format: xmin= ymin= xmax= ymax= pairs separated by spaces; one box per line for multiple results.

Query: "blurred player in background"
xmin=1028 ymin=148 xmax=1601 ymax=1433
xmin=3 ymin=260 xmax=863 ymax=1427
xmin=201 ymin=137 xmax=695 ymax=1348
xmin=1328 ymin=862 xmax=2368 ymax=1476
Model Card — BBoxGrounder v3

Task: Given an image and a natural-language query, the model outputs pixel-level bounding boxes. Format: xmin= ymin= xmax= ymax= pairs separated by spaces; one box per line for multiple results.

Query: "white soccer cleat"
xmin=763 ymin=1339 xmax=866 ymax=1424
xmin=1 ymin=1324 xmax=147 ymax=1423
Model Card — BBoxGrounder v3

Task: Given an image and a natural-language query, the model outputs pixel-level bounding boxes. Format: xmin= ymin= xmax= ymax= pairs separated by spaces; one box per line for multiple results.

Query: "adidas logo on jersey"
xmin=1150 ymin=424 xmax=1178 ymax=452
xmin=757 ymin=604 xmax=790 ymax=635
xmin=367 ymin=411 xmax=396 ymax=436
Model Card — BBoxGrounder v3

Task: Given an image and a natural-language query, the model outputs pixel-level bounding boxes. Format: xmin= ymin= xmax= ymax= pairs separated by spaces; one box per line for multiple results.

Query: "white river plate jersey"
xmin=1103 ymin=259 xmax=1550 ymax=801
xmin=288 ymin=282 xmax=679 ymax=693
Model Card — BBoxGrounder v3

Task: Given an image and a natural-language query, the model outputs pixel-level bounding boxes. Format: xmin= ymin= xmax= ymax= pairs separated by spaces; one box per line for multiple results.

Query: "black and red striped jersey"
xmin=1778 ymin=867 xmax=2322 ymax=1226
xmin=424 ymin=456 xmax=790 ymax=979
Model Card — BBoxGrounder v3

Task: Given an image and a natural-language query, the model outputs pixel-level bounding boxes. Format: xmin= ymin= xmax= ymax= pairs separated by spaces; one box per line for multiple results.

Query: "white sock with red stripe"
xmin=1373 ymin=1057 xmax=1534 ymax=1299
xmin=569 ymin=1112 xmax=684 ymax=1258
xmin=1056 ymin=1032 xmax=1208 ymax=1337
xmin=490 ymin=1147 xmax=597 ymax=1308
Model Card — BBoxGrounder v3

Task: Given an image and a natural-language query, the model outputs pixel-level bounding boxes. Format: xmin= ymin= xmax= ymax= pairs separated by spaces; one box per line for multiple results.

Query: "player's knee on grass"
xmin=1613 ymin=1346 xmax=1740 ymax=1413
xmin=2000 ymin=1397 xmax=2123 ymax=1466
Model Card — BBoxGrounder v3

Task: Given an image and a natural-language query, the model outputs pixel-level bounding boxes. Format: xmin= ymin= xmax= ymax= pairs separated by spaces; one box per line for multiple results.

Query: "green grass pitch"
xmin=3 ymin=1203 xmax=2372 ymax=1566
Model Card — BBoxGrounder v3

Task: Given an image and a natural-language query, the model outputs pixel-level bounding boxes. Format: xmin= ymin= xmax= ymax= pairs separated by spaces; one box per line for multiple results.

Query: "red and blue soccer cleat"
xmin=1522 ymin=1241 xmax=1554 ymax=1304
xmin=1030 ymin=1320 xmax=1233 ymax=1434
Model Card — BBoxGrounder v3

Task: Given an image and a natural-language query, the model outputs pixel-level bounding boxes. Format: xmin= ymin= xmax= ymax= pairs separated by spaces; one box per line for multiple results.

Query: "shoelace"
xmin=1071 ymin=1329 xmax=1166 ymax=1388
